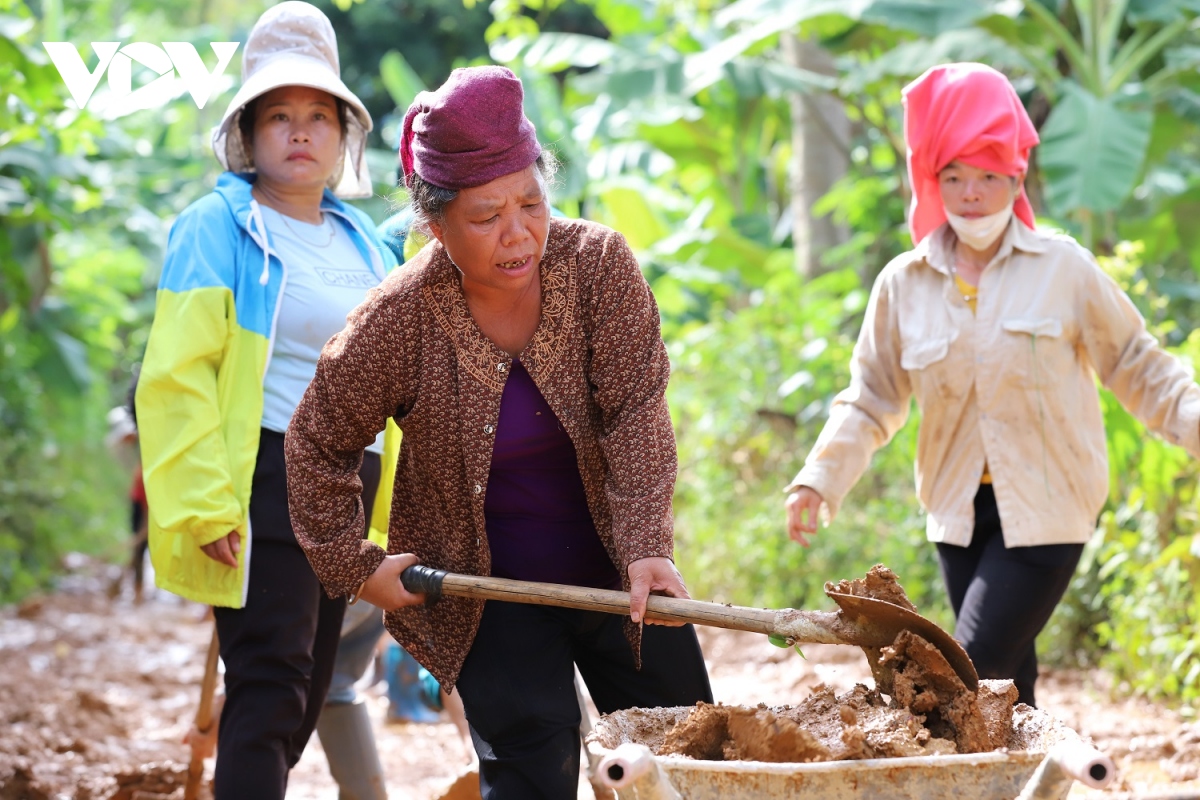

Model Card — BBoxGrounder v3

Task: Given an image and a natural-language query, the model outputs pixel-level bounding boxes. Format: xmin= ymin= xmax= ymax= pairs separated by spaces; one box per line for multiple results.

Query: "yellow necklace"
xmin=951 ymin=265 xmax=979 ymax=304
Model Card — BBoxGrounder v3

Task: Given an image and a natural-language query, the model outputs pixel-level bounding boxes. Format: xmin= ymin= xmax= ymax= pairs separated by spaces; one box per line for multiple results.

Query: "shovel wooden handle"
xmin=184 ymin=625 xmax=220 ymax=800
xmin=401 ymin=565 xmax=783 ymax=635
xmin=399 ymin=567 xmax=979 ymax=692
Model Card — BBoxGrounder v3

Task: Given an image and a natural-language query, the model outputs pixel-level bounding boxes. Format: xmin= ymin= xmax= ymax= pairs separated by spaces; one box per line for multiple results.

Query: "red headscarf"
xmin=902 ymin=63 xmax=1039 ymax=244
xmin=400 ymin=65 xmax=542 ymax=191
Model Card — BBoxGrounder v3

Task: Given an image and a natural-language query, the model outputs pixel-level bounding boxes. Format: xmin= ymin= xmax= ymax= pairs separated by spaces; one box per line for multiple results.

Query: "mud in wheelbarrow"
xmin=585 ymin=698 xmax=1114 ymax=800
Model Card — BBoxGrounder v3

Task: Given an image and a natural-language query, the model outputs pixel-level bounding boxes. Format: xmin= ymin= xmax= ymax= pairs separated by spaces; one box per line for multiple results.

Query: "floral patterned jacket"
xmin=285 ymin=217 xmax=677 ymax=688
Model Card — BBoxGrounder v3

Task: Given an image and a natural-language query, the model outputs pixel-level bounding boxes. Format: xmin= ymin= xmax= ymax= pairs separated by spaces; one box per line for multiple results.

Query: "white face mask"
xmin=945 ymin=199 xmax=1014 ymax=251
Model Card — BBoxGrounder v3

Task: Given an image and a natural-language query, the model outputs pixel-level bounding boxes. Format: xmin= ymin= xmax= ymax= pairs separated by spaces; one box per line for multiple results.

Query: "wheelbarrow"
xmin=399 ymin=566 xmax=1112 ymax=799
xmin=585 ymin=703 xmax=1116 ymax=800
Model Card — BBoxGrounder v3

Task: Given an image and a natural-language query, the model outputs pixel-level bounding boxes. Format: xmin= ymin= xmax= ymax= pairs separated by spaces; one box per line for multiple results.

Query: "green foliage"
xmin=0 ymin=0 xmax=215 ymax=600
xmin=0 ymin=2 xmax=110 ymax=599
xmin=1038 ymin=83 xmax=1154 ymax=216
xmin=1038 ymin=242 xmax=1200 ymax=702
xmin=1092 ymin=526 xmax=1200 ymax=703
xmin=378 ymin=49 xmax=427 ymax=113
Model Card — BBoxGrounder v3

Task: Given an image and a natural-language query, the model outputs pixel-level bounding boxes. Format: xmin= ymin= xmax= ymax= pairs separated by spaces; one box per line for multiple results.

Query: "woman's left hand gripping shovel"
xmin=184 ymin=624 xmax=222 ymax=800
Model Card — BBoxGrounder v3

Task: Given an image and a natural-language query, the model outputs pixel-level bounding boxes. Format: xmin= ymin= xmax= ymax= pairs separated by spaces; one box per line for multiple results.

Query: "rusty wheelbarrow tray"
xmin=585 ymin=705 xmax=1115 ymax=800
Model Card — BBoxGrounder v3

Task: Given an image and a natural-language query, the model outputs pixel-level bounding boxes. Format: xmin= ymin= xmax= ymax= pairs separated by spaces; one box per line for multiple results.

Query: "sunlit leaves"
xmin=1127 ymin=0 xmax=1200 ymax=23
xmin=378 ymin=49 xmax=426 ymax=112
xmin=715 ymin=0 xmax=1001 ymax=37
xmin=594 ymin=179 xmax=672 ymax=249
xmin=717 ymin=58 xmax=836 ymax=98
xmin=840 ymin=28 xmax=1032 ymax=94
xmin=491 ymin=32 xmax=618 ymax=71
xmin=1038 ymin=83 xmax=1154 ymax=215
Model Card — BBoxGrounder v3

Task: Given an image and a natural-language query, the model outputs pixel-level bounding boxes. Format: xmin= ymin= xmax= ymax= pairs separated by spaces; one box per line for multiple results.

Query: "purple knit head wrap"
xmin=400 ymin=65 xmax=542 ymax=191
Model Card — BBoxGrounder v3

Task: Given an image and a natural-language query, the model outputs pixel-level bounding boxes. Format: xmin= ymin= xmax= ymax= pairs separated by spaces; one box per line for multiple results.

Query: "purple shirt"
xmin=484 ymin=360 xmax=622 ymax=589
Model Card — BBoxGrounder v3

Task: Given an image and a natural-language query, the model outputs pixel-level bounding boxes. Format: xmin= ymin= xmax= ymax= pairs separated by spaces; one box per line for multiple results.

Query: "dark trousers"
xmin=455 ymin=601 xmax=713 ymax=800
xmin=212 ymin=429 xmax=380 ymax=800
xmin=936 ymin=484 xmax=1083 ymax=708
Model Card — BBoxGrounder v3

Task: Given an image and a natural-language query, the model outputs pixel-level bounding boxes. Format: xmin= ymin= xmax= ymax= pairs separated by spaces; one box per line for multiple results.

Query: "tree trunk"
xmin=782 ymin=33 xmax=850 ymax=278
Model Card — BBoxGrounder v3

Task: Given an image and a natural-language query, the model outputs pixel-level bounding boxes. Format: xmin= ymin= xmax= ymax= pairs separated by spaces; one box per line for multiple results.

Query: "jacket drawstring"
xmin=247 ymin=199 xmax=271 ymax=286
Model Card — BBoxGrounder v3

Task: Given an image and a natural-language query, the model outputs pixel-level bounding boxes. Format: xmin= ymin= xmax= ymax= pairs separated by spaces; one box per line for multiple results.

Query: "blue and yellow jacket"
xmin=136 ymin=172 xmax=400 ymax=608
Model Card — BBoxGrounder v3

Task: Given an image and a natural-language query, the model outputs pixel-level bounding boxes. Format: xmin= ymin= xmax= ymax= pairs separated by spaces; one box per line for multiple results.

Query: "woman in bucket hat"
xmin=135 ymin=3 xmax=398 ymax=798
xmin=784 ymin=63 xmax=1200 ymax=708
xmin=285 ymin=65 xmax=713 ymax=798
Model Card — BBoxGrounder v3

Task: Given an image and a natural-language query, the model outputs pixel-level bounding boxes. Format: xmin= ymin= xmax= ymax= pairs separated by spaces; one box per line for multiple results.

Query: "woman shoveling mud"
xmin=784 ymin=62 xmax=1200 ymax=708
xmin=285 ymin=66 xmax=712 ymax=799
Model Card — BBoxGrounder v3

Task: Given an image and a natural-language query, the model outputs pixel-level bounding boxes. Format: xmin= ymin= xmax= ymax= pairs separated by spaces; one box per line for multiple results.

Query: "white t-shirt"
xmin=259 ymin=205 xmax=385 ymax=454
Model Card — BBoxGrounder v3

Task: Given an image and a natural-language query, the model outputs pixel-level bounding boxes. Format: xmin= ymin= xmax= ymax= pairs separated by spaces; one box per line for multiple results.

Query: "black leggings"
xmin=212 ymin=429 xmax=380 ymax=800
xmin=455 ymin=601 xmax=713 ymax=800
xmin=936 ymin=484 xmax=1083 ymax=707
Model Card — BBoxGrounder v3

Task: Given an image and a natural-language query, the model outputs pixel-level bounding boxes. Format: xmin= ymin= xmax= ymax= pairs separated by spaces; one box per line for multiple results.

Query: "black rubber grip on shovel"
xmin=400 ymin=564 xmax=446 ymax=604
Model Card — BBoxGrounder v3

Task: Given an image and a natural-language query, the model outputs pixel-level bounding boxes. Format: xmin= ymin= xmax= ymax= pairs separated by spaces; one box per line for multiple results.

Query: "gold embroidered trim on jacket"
xmin=423 ymin=253 xmax=577 ymax=392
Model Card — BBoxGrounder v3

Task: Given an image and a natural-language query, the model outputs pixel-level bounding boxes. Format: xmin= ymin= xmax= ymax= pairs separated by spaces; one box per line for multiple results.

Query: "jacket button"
xmin=474 ymin=483 xmax=482 ymax=494
xmin=484 ymin=424 xmax=495 ymax=434
xmin=497 ymin=362 xmax=507 ymax=372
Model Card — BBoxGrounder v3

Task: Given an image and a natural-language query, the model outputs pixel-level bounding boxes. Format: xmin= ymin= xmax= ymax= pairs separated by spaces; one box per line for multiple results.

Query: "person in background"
xmin=319 ymin=600 xmax=389 ymax=799
xmin=104 ymin=366 xmax=148 ymax=604
xmin=784 ymin=62 xmax=1200 ymax=708
xmin=382 ymin=636 xmax=472 ymax=757
xmin=135 ymin=4 xmax=397 ymax=797
xmin=285 ymin=65 xmax=712 ymax=799
xmin=124 ymin=366 xmax=149 ymax=605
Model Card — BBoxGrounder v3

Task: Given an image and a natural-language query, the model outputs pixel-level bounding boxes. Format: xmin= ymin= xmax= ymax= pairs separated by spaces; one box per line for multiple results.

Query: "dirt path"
xmin=2 ymin=558 xmax=1198 ymax=798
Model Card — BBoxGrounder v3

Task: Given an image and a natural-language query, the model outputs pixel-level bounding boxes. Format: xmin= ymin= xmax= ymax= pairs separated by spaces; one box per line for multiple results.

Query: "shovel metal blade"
xmin=824 ymin=591 xmax=979 ymax=692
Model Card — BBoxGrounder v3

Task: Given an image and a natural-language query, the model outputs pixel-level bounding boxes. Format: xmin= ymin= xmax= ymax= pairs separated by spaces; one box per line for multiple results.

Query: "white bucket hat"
xmin=211 ymin=1 xmax=373 ymax=198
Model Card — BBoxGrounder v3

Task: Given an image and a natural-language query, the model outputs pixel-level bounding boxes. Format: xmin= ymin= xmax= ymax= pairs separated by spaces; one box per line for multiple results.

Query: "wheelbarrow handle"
xmin=1015 ymin=740 xmax=1115 ymax=799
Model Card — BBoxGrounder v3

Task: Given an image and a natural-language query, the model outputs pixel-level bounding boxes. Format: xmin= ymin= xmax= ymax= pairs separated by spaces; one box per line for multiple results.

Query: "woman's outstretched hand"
xmin=785 ymin=486 xmax=823 ymax=547
xmin=627 ymin=556 xmax=689 ymax=626
xmin=358 ymin=553 xmax=427 ymax=611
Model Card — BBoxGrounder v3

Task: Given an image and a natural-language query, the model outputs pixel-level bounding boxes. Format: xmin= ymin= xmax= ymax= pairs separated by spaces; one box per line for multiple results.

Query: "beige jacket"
xmin=790 ymin=220 xmax=1200 ymax=547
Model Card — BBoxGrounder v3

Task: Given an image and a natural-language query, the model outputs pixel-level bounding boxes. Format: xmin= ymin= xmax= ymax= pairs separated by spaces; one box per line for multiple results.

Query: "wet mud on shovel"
xmin=400 ymin=566 xmax=978 ymax=691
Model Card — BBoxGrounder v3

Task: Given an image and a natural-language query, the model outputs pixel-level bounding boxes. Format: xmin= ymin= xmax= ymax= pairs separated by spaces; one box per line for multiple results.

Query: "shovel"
xmin=399 ymin=566 xmax=978 ymax=691
xmin=183 ymin=625 xmax=221 ymax=800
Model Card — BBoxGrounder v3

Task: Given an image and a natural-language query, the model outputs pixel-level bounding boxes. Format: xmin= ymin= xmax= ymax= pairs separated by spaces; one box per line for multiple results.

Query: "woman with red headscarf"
xmin=285 ymin=65 xmax=711 ymax=798
xmin=784 ymin=63 xmax=1200 ymax=707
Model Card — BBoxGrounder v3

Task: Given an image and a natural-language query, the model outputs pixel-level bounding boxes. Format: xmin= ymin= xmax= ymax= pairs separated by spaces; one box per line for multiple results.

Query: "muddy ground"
xmin=2 ymin=557 xmax=1198 ymax=799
